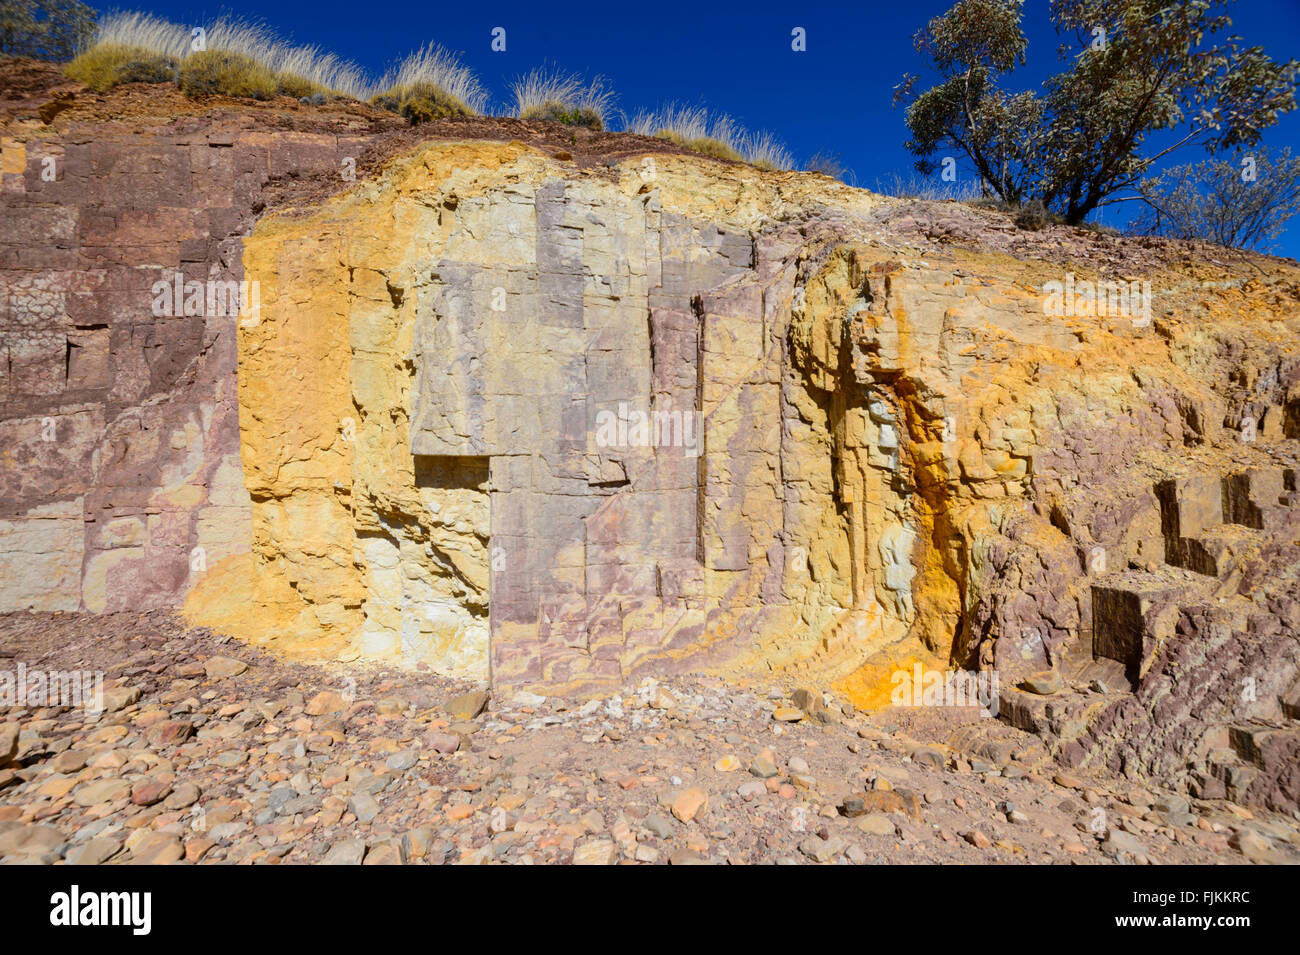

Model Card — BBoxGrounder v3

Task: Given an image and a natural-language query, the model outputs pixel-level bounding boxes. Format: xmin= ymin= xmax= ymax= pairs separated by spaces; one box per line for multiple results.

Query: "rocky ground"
xmin=2 ymin=612 xmax=1298 ymax=865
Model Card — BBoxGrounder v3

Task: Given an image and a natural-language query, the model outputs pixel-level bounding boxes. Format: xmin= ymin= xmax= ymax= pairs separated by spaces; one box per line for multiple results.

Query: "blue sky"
xmin=137 ymin=0 xmax=1300 ymax=258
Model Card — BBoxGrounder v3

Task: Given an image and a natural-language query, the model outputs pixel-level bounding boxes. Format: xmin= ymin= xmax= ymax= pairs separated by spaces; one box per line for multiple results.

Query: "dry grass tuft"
xmin=627 ymin=104 xmax=792 ymax=169
xmin=66 ymin=10 xmax=374 ymax=100
xmin=65 ymin=42 xmax=177 ymax=91
xmin=370 ymin=42 xmax=488 ymax=119
xmin=178 ymin=49 xmax=277 ymax=100
xmin=512 ymin=67 xmax=614 ymax=130
xmin=873 ymin=171 xmax=985 ymax=201
xmin=61 ymin=12 xmax=802 ymax=167
xmin=741 ymin=129 xmax=795 ymax=172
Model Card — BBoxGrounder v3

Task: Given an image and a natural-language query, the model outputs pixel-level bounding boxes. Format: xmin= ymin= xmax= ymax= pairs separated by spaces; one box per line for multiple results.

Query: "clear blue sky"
xmin=136 ymin=0 xmax=1300 ymax=258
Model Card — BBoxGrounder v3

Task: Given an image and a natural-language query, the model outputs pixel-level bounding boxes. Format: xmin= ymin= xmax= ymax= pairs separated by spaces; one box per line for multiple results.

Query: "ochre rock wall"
xmin=1 ymin=106 xmax=368 ymax=614
xmin=185 ymin=142 xmax=891 ymax=688
xmin=174 ymin=138 xmax=1300 ymax=727
xmin=5 ymin=76 xmax=1299 ymax=805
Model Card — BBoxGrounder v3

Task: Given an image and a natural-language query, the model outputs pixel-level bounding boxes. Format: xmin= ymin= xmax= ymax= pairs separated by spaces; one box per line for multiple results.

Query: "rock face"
xmin=1 ymin=68 xmax=374 ymax=613
xmin=187 ymin=140 xmax=889 ymax=685
xmin=3 ymin=64 xmax=1299 ymax=810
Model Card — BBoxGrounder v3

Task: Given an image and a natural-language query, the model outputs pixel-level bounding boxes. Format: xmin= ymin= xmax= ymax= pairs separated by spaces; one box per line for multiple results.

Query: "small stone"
xmin=0 ymin=824 xmax=65 ymax=860
xmin=67 ymin=836 xmax=123 ymax=866
xmin=425 ymin=732 xmax=460 ymax=754
xmin=442 ymin=690 xmax=489 ymax=720
xmin=306 ymin=691 xmax=347 ymax=716
xmin=323 ymin=839 xmax=367 ymax=865
xmin=671 ymin=787 xmax=709 ymax=823
xmin=129 ymin=833 xmax=183 ymax=865
xmin=348 ymin=793 xmax=381 ymax=823
xmin=40 ymin=775 xmax=79 ymax=798
xmin=163 ymin=782 xmax=201 ymax=809
xmin=1021 ymin=669 xmax=1063 ymax=695
xmin=386 ymin=750 xmax=418 ymax=771
xmin=772 ymin=706 xmax=804 ymax=722
xmin=146 ymin=720 xmax=194 ymax=748
xmin=363 ymin=840 xmax=406 ymax=865
xmin=185 ymin=839 xmax=216 ymax=863
xmin=714 ymin=754 xmax=741 ymax=772
xmin=858 ymin=813 xmax=895 ymax=836
xmin=0 ymin=723 xmax=18 ymax=765
xmin=73 ymin=778 xmax=132 ymax=807
xmin=100 ymin=686 xmax=141 ymax=713
xmin=130 ymin=780 xmax=172 ymax=806
xmin=963 ymin=830 xmax=992 ymax=849
xmin=645 ymin=814 xmax=675 ymax=838
xmin=51 ymin=749 xmax=89 ymax=773
xmin=573 ymin=839 xmax=616 ymax=865
xmin=203 ymin=656 xmax=248 ymax=680
xmin=860 ymin=789 xmax=922 ymax=818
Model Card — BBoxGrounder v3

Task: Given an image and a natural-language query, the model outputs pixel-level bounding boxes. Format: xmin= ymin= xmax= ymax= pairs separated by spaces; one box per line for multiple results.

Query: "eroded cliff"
xmin=3 ymin=62 xmax=1299 ymax=809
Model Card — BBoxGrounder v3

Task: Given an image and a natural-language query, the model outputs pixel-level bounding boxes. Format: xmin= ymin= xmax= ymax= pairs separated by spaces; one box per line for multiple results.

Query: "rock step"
xmin=1090 ymin=567 xmax=1213 ymax=684
xmin=1223 ymin=467 xmax=1295 ymax=529
xmin=1157 ymin=467 xmax=1296 ymax=579
xmin=1282 ymin=679 xmax=1300 ymax=721
xmin=1199 ymin=722 xmax=1300 ymax=806
xmin=1176 ymin=524 xmax=1264 ymax=583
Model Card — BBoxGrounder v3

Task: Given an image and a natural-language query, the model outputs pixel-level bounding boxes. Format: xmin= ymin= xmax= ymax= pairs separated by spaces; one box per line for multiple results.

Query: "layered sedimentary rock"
xmin=185 ymin=142 xmax=888 ymax=684
xmin=183 ymin=143 xmax=1300 ymax=808
xmin=3 ymin=66 xmax=1299 ymax=808
xmin=1 ymin=72 xmax=372 ymax=614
